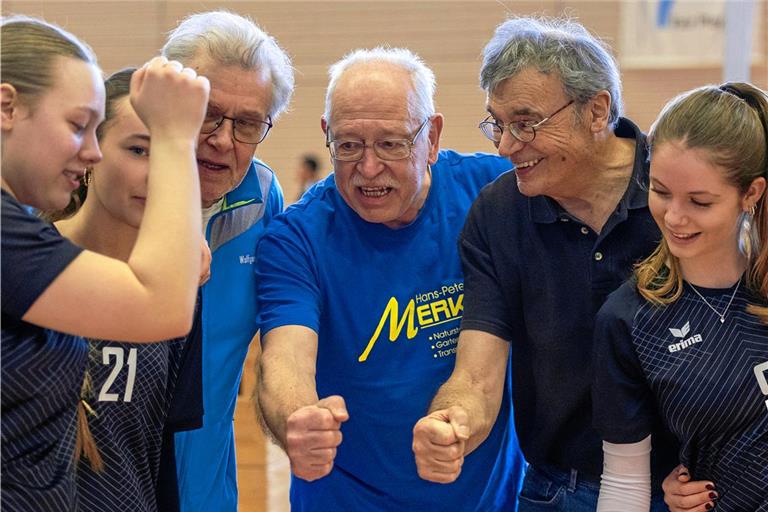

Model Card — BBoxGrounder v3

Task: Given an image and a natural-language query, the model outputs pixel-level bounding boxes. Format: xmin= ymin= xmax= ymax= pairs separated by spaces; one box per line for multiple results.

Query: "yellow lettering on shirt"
xmin=358 ymin=291 xmax=464 ymax=363
xmin=358 ymin=297 xmax=417 ymax=362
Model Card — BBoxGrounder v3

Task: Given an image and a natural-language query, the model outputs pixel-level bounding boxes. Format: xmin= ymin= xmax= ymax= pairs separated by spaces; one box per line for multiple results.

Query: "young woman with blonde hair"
xmin=594 ymin=82 xmax=768 ymax=512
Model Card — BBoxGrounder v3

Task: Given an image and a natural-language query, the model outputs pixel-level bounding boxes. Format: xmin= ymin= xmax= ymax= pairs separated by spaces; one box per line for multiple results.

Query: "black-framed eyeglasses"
xmin=326 ymin=117 xmax=431 ymax=162
xmin=478 ymin=100 xmax=575 ymax=144
xmin=200 ymin=113 xmax=273 ymax=144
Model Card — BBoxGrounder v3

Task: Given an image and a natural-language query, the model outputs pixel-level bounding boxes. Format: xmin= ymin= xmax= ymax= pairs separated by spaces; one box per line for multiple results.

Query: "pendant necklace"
xmin=688 ymin=278 xmax=741 ymax=324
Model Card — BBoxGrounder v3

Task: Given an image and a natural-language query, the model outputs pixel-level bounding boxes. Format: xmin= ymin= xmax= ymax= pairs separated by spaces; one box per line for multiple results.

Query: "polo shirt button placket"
xmin=594 ymin=252 xmax=603 ymax=261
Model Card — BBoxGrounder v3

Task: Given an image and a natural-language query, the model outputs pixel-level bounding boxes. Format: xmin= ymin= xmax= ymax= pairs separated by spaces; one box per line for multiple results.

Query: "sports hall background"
xmin=2 ymin=1 xmax=767 ymax=510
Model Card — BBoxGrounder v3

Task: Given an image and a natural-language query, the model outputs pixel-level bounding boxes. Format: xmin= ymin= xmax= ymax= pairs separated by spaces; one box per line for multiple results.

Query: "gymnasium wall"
xmin=4 ymin=1 xmax=767 ymax=203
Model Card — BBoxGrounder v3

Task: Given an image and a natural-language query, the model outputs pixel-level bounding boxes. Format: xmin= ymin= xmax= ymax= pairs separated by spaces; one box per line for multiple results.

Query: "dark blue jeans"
xmin=518 ymin=465 xmax=669 ymax=512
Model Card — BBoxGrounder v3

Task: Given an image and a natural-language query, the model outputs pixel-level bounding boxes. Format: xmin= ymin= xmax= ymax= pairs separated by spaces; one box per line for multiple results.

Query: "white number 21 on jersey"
xmin=98 ymin=347 xmax=138 ymax=402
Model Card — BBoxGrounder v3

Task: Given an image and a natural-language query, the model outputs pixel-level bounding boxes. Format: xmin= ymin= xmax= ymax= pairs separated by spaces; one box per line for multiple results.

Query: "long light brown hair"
xmin=635 ymin=82 xmax=768 ymax=323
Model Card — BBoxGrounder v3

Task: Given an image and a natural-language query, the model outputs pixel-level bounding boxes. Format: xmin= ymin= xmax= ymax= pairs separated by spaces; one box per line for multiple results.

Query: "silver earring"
xmin=83 ymin=167 xmax=92 ymax=187
xmin=738 ymin=206 xmax=760 ymax=260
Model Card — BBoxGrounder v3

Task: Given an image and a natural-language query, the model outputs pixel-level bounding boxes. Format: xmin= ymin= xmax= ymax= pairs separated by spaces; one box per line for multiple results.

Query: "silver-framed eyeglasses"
xmin=201 ymin=111 xmax=273 ymax=144
xmin=478 ymin=100 xmax=575 ymax=144
xmin=326 ymin=117 xmax=431 ymax=162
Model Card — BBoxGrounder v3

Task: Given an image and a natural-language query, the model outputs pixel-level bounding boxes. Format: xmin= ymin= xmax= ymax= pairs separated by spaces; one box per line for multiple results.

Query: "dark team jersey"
xmin=594 ymin=280 xmax=768 ymax=511
xmin=1 ymin=190 xmax=87 ymax=511
xmin=75 ymin=336 xmax=185 ymax=512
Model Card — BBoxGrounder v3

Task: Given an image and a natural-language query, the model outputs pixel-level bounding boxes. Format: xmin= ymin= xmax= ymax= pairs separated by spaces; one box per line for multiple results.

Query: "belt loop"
xmin=568 ymin=468 xmax=578 ymax=492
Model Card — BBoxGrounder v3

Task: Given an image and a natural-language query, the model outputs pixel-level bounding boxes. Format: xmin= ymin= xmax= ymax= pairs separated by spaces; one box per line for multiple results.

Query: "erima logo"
xmin=667 ymin=321 xmax=703 ymax=353
xmin=754 ymin=361 xmax=768 ymax=412
xmin=239 ymin=254 xmax=255 ymax=265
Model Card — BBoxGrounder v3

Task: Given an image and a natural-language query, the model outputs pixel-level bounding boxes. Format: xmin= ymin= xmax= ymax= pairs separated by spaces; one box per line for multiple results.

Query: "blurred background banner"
xmin=620 ymin=0 xmax=765 ymax=68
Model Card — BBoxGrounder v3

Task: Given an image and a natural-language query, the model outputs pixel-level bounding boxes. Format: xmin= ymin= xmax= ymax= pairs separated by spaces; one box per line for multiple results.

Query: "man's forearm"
xmin=429 ymin=373 xmax=501 ymax=454
xmin=257 ymin=359 xmax=318 ymax=449
xmin=256 ymin=325 xmax=321 ymax=449
xmin=428 ymin=331 xmax=508 ymax=454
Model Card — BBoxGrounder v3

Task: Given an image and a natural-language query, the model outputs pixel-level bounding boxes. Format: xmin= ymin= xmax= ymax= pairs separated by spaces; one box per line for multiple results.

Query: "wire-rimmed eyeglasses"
xmin=478 ymin=100 xmax=575 ymax=144
xmin=201 ymin=113 xmax=273 ymax=144
xmin=326 ymin=117 xmax=431 ymax=162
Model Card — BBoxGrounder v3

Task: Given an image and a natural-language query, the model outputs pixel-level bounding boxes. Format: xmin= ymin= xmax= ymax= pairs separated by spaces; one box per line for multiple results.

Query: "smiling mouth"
xmin=514 ymin=157 xmax=542 ymax=170
xmin=198 ymin=159 xmax=227 ymax=171
xmin=359 ymin=186 xmax=392 ymax=198
xmin=668 ymin=230 xmax=701 ymax=241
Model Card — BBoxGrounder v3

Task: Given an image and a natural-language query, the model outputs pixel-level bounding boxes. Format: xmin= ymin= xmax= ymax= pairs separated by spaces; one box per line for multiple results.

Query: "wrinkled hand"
xmin=412 ymin=406 xmax=470 ymax=484
xmin=130 ymin=56 xmax=209 ymax=141
xmin=286 ymin=395 xmax=349 ymax=482
xmin=663 ymin=465 xmax=718 ymax=512
xmin=198 ymin=238 xmax=212 ymax=286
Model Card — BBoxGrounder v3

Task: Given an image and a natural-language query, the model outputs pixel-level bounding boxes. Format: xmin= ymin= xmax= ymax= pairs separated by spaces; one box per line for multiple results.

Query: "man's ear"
xmin=426 ymin=114 xmax=444 ymax=164
xmin=1 ymin=83 xmax=22 ymax=132
xmin=587 ymin=90 xmax=611 ymax=133
xmin=320 ymin=117 xmax=333 ymax=166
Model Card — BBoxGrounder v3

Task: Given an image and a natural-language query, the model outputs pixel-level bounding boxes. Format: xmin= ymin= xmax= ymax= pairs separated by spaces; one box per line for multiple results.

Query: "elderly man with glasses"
xmin=255 ymin=47 xmax=525 ymax=511
xmin=413 ymin=15 xmax=701 ymax=512
xmin=154 ymin=11 xmax=294 ymax=512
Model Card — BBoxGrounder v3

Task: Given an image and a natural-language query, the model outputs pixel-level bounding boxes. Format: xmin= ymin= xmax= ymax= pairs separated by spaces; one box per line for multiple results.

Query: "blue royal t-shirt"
xmin=593 ymin=280 xmax=768 ymax=511
xmin=256 ymin=150 xmax=526 ymax=511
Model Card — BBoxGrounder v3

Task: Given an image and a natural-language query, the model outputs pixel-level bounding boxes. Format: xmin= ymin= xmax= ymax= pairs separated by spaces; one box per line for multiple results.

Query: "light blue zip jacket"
xmin=174 ymin=159 xmax=283 ymax=512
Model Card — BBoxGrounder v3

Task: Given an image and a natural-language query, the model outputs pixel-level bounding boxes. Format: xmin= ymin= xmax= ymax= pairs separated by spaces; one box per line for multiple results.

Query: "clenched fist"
xmin=412 ymin=406 xmax=470 ymax=484
xmin=130 ymin=56 xmax=209 ymax=141
xmin=286 ymin=395 xmax=349 ymax=482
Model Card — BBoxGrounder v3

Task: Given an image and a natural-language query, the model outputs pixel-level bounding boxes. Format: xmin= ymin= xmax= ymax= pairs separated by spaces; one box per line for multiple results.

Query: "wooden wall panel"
xmin=3 ymin=1 xmax=767 ymax=203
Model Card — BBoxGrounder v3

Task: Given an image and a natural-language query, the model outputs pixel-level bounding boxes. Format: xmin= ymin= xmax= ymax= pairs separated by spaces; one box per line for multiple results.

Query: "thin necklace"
xmin=688 ymin=278 xmax=741 ymax=324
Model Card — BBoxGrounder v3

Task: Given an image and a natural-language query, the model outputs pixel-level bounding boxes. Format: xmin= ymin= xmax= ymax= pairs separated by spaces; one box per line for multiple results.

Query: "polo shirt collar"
xmin=222 ymin=159 xmax=265 ymax=211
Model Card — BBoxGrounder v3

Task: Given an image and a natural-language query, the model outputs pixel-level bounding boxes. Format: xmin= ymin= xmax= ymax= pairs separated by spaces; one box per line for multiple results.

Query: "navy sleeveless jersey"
xmin=75 ymin=336 xmax=185 ymax=511
xmin=594 ymin=280 xmax=768 ymax=511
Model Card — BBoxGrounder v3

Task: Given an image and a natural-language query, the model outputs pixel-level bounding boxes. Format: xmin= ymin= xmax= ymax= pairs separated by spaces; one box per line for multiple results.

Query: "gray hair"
xmin=480 ymin=16 xmax=622 ymax=128
xmin=323 ymin=46 xmax=436 ymax=124
xmin=162 ymin=10 xmax=294 ymax=120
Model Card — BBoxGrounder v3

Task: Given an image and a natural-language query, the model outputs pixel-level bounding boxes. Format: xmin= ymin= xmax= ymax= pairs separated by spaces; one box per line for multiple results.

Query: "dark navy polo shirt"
xmin=593 ymin=280 xmax=768 ymax=511
xmin=459 ymin=118 xmax=678 ymax=482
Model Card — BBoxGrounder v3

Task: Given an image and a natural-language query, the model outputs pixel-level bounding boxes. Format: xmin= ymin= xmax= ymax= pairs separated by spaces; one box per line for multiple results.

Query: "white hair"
xmin=323 ymin=46 xmax=436 ymax=123
xmin=162 ymin=10 xmax=294 ymax=119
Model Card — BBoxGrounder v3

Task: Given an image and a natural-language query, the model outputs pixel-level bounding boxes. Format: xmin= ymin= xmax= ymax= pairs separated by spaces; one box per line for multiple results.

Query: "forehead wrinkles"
xmin=331 ymin=63 xmax=415 ymax=124
xmin=488 ymin=68 xmax=566 ymax=117
xmin=194 ymin=60 xmax=271 ymax=117
xmin=332 ymin=119 xmax=413 ymax=140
